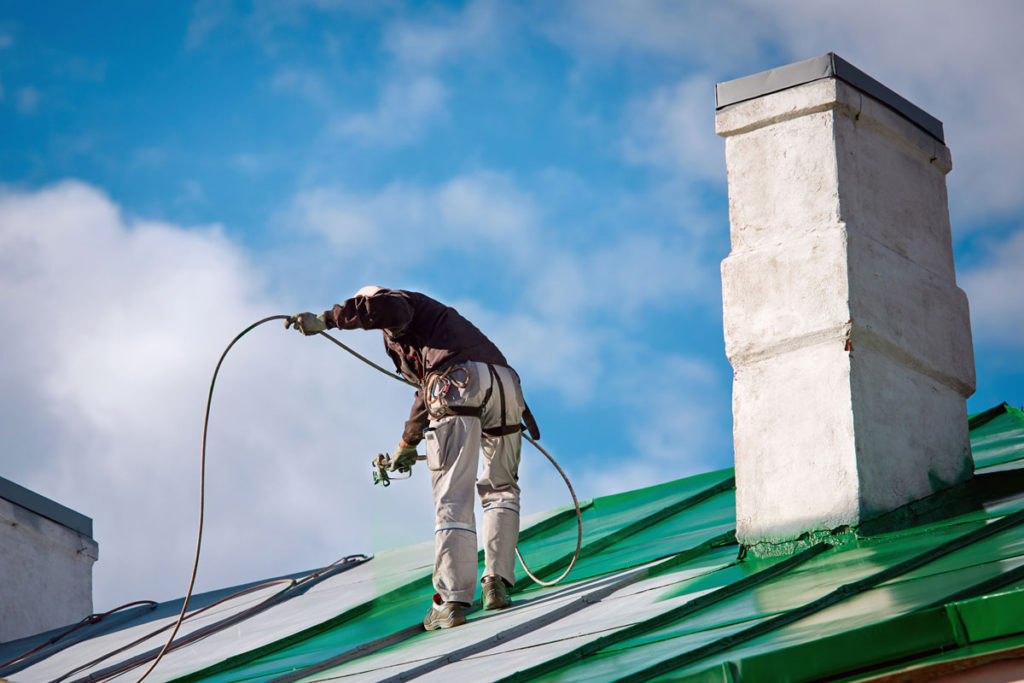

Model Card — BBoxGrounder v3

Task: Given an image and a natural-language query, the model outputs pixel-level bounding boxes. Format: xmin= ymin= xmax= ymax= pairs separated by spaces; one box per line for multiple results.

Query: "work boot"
xmin=481 ymin=575 xmax=511 ymax=610
xmin=423 ymin=594 xmax=467 ymax=630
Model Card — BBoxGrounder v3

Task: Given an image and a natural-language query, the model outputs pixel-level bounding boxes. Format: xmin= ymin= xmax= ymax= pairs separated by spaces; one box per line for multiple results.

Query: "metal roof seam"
xmin=969 ymin=403 xmax=1010 ymax=430
xmin=685 ymin=587 xmax=1024 ymax=682
xmin=265 ymin=623 xmax=426 ymax=683
xmin=923 ymin=564 xmax=1024 ymax=608
xmin=944 ymin=603 xmax=972 ymax=647
xmin=499 ymin=543 xmax=833 ymax=683
xmin=271 ymin=531 xmax=741 ymax=683
xmin=370 ymin=566 xmax=656 ymax=683
xmin=58 ymin=557 xmax=371 ymax=683
xmin=173 ymin=492 xmax=623 ymax=682
xmin=857 ymin=469 xmax=1024 ymax=538
xmin=645 ymin=530 xmax=738 ymax=581
xmin=175 ymin=498 xmax=622 ymax=683
xmin=856 ymin=638 xmax=1024 ymax=683
xmin=171 ymin=566 xmax=409 ymax=683
xmin=516 ymin=501 xmax=595 ymax=545
xmin=0 ymin=602 xmax=159 ymax=678
xmin=513 ymin=477 xmax=735 ymax=591
xmin=619 ymin=509 xmax=1024 ymax=682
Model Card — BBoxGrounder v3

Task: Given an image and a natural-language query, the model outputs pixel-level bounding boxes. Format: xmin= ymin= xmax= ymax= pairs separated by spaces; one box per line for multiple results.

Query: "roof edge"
xmin=0 ymin=475 xmax=93 ymax=538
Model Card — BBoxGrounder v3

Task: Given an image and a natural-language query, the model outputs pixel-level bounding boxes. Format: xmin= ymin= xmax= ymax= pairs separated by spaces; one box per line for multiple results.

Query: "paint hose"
xmin=313 ymin=326 xmax=583 ymax=585
xmin=140 ymin=315 xmax=583 ymax=681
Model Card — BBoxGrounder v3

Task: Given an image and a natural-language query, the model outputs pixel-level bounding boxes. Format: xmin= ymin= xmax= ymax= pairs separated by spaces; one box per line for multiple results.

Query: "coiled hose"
xmin=139 ymin=315 xmax=582 ymax=682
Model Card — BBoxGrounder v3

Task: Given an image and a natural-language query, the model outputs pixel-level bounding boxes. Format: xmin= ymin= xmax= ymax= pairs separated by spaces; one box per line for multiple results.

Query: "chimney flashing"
xmin=716 ymin=52 xmax=945 ymax=144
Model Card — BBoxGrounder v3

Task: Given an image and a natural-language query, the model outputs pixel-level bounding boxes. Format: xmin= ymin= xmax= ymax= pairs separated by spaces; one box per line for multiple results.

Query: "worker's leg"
xmin=477 ymin=364 xmax=525 ymax=586
xmin=424 ymin=364 xmax=489 ymax=605
xmin=427 ymin=415 xmax=480 ymax=604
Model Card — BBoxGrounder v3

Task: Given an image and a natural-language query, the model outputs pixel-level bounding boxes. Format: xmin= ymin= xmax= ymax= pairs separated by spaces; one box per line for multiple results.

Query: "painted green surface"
xmin=957 ymin=586 xmax=1024 ymax=642
xmin=674 ymin=586 xmax=1024 ymax=683
xmin=839 ymin=631 xmax=1024 ymax=682
xmin=171 ymin=408 xmax=1024 ymax=683
xmin=971 ymin=404 xmax=1024 ymax=470
xmin=178 ymin=470 xmax=736 ymax=682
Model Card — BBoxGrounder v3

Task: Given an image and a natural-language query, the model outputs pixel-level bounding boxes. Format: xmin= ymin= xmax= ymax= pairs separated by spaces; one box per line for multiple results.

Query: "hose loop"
xmin=316 ymin=329 xmax=583 ymax=585
xmin=139 ymin=317 xmax=582 ymax=682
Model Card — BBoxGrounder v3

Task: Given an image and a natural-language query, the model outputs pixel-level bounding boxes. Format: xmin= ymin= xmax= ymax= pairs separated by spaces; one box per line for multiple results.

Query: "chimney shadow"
xmin=857 ymin=468 xmax=1024 ymax=538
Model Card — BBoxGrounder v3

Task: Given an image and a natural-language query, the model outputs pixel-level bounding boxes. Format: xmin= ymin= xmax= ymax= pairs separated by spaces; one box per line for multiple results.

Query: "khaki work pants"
xmin=423 ymin=361 xmax=524 ymax=604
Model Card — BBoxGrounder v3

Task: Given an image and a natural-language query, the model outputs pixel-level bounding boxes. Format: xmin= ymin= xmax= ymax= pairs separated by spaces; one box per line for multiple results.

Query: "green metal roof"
xmin=3 ymin=403 xmax=1024 ymax=682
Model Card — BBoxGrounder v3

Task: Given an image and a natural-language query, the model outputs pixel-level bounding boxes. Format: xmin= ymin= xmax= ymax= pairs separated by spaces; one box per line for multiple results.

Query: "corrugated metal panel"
xmin=5 ymin=404 xmax=1024 ymax=683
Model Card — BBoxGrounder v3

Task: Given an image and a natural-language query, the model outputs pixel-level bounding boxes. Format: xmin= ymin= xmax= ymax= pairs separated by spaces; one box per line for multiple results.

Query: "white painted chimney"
xmin=715 ymin=54 xmax=976 ymax=547
xmin=1 ymin=476 xmax=98 ymax=642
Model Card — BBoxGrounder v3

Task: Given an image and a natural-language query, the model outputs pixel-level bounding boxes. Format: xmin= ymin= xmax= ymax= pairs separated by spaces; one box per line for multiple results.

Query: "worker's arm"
xmin=401 ymin=391 xmax=428 ymax=447
xmin=323 ymin=292 xmax=414 ymax=332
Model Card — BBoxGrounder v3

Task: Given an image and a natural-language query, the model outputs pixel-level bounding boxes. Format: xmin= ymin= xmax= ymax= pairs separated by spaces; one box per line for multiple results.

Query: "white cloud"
xmin=178 ymin=178 xmax=206 ymax=205
xmin=332 ymin=0 xmax=511 ymax=147
xmin=756 ymin=0 xmax=1024 ymax=223
xmin=960 ymin=228 xmax=1024 ymax=348
xmin=333 ymin=75 xmax=447 ymax=146
xmin=289 ymin=171 xmax=538 ymax=259
xmin=383 ymin=0 xmax=504 ymax=67
xmin=0 ymin=176 xmax=733 ymax=615
xmin=453 ymin=302 xmax=605 ymax=404
xmin=232 ymin=152 xmax=275 ymax=175
xmin=0 ymin=172 xmax=727 ymax=609
xmin=16 ymin=85 xmax=40 ymax=114
xmin=622 ymin=75 xmax=724 ymax=182
xmin=542 ymin=0 xmax=774 ymax=67
xmin=619 ymin=355 xmax=727 ymax=471
xmin=438 ymin=173 xmax=539 ymax=243
xmin=551 ymin=0 xmax=1024 ymax=222
xmin=291 ymin=172 xmax=717 ymax=313
xmin=288 ymin=182 xmax=428 ymax=254
xmin=270 ymin=67 xmax=333 ymax=107
xmin=185 ymin=0 xmax=234 ymax=50
xmin=0 ymin=182 xmax=436 ymax=609
xmin=524 ymin=231 xmax=719 ymax=322
xmin=286 ymin=171 xmax=723 ymax=407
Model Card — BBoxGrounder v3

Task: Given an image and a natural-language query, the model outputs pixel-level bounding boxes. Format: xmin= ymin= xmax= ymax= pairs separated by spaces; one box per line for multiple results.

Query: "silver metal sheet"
xmin=0 ymin=475 xmax=93 ymax=538
xmin=716 ymin=53 xmax=944 ymax=143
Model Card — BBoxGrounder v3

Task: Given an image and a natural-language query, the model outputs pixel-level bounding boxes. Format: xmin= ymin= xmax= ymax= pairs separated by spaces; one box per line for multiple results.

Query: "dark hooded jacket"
xmin=323 ymin=289 xmax=509 ymax=446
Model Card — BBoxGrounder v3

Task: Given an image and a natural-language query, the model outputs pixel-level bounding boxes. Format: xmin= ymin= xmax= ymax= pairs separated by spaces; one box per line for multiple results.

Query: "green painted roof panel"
xmin=7 ymin=403 xmax=1024 ymax=683
xmin=970 ymin=404 xmax=1024 ymax=470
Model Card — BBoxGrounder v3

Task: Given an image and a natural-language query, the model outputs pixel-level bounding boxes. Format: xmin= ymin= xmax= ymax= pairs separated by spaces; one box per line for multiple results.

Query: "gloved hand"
xmin=390 ymin=445 xmax=419 ymax=472
xmin=285 ymin=312 xmax=327 ymax=336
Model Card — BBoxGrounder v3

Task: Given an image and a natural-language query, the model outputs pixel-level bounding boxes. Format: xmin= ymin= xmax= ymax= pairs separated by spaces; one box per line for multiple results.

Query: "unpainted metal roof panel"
xmin=7 ymin=403 xmax=1024 ymax=683
xmin=183 ymin=470 xmax=736 ymax=682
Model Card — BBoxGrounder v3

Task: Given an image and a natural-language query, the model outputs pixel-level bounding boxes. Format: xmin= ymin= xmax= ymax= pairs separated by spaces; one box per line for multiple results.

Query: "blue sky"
xmin=2 ymin=1 xmax=1023 ymax=609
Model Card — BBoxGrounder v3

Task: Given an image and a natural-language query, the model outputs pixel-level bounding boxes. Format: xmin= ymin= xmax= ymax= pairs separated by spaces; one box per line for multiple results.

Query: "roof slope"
xmin=2 ymin=404 xmax=1024 ymax=682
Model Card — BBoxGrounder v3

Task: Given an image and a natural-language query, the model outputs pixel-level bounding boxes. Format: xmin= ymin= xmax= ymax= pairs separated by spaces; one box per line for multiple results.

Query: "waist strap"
xmin=445 ymin=404 xmax=483 ymax=418
xmin=429 ymin=364 xmax=540 ymax=440
xmin=483 ymin=424 xmax=525 ymax=438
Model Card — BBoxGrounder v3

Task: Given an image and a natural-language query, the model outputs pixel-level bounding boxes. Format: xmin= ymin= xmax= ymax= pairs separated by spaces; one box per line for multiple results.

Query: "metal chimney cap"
xmin=716 ymin=52 xmax=944 ymax=143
